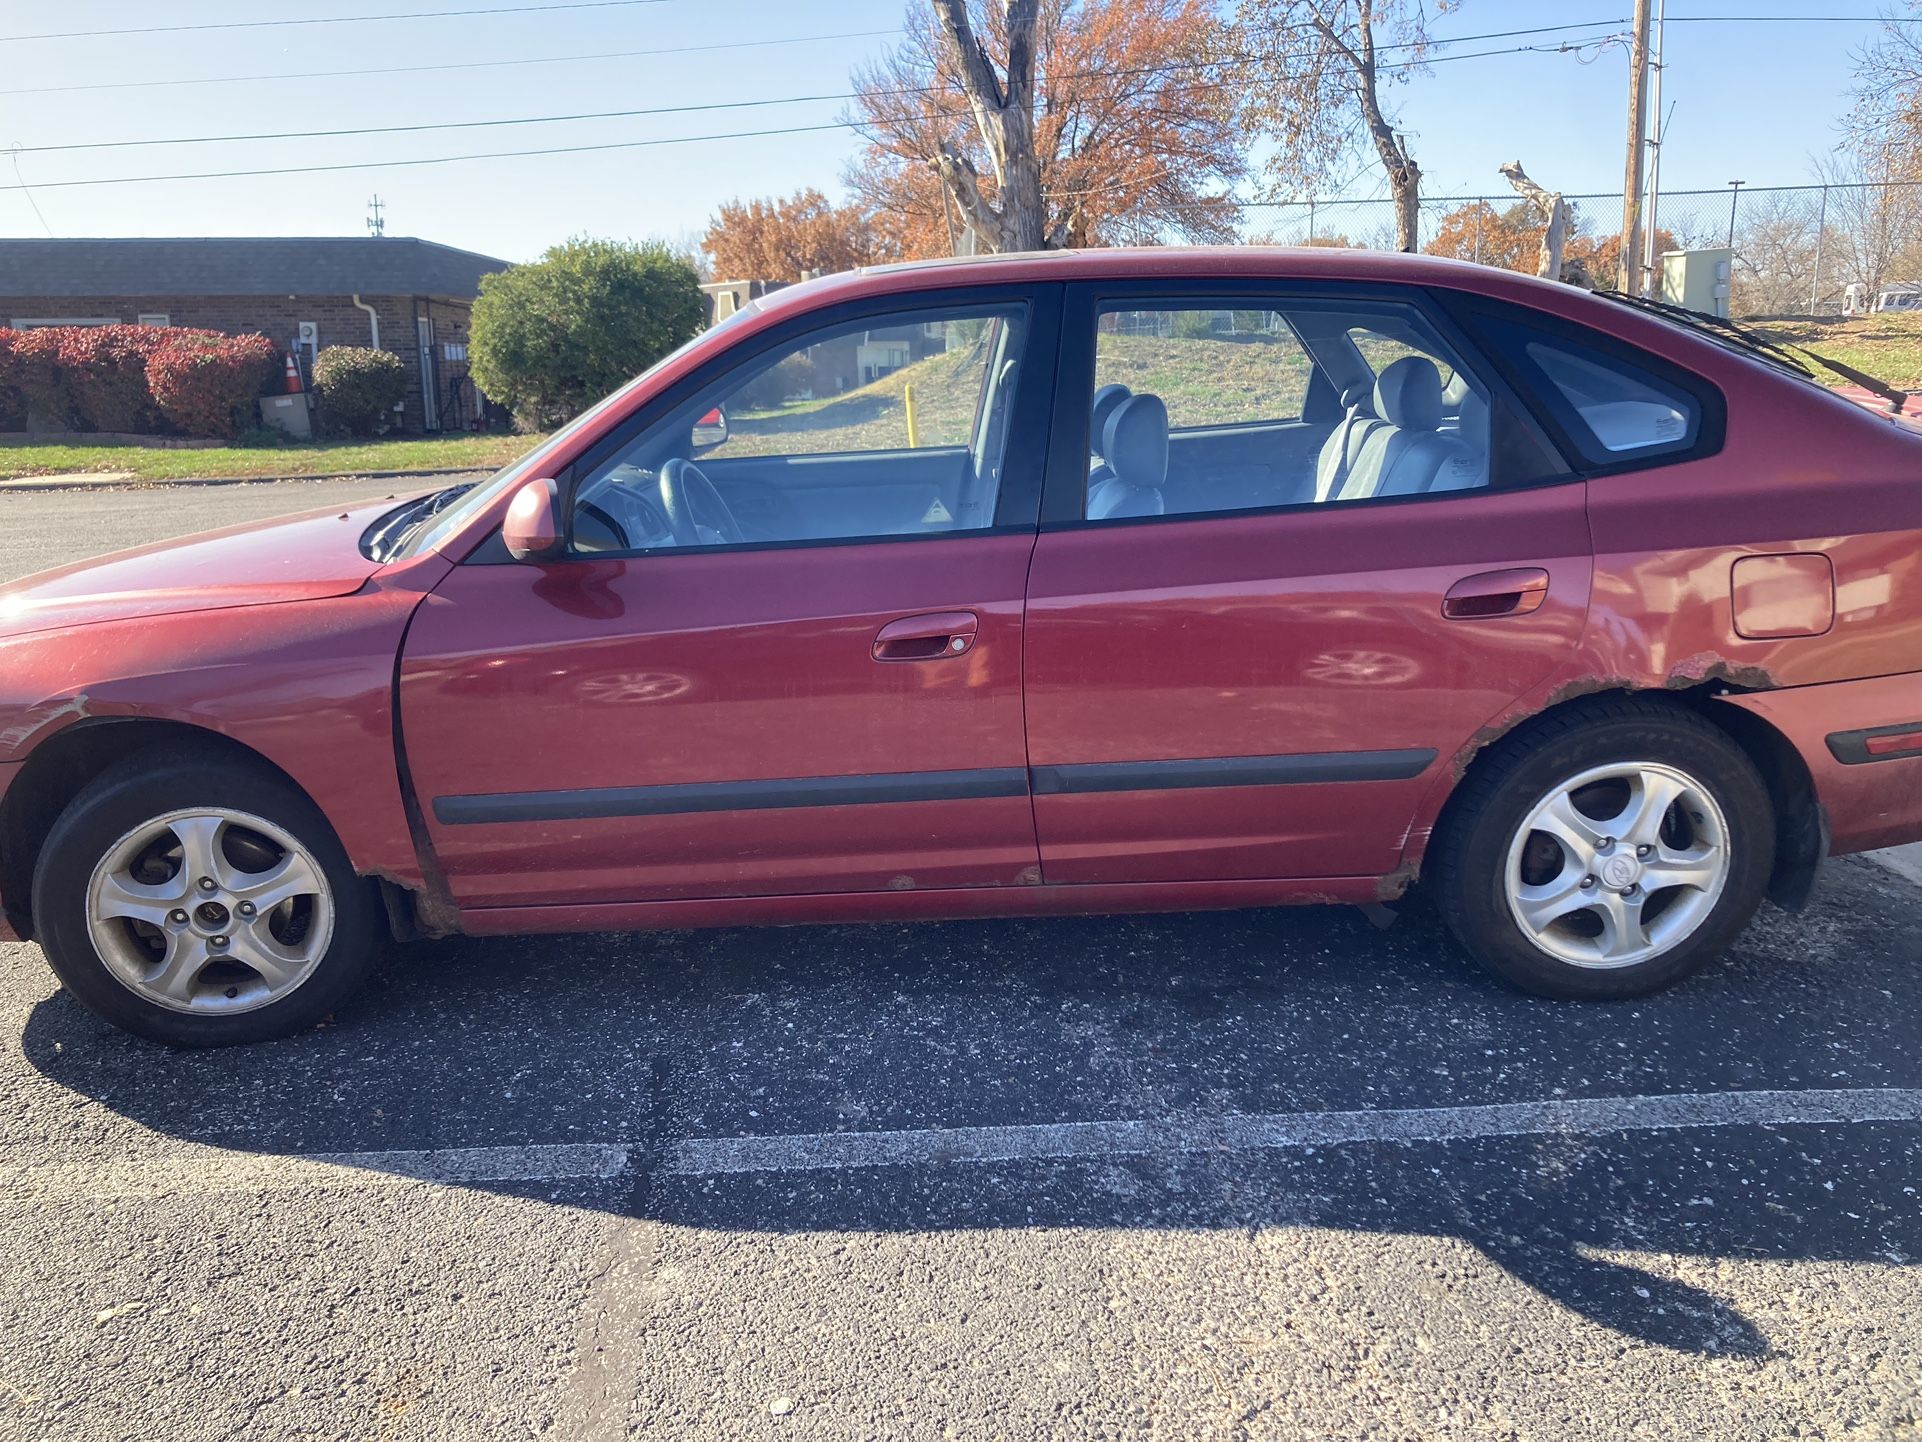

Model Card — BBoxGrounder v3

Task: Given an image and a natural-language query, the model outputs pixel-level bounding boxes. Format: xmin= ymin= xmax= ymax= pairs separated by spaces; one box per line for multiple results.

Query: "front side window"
xmin=1082 ymin=298 xmax=1510 ymax=521
xmin=571 ymin=303 xmax=1028 ymax=553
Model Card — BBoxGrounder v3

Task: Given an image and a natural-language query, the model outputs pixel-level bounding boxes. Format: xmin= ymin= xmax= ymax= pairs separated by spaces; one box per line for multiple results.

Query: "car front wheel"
xmin=30 ymin=747 xmax=380 ymax=1046
xmin=1434 ymin=699 xmax=1775 ymax=999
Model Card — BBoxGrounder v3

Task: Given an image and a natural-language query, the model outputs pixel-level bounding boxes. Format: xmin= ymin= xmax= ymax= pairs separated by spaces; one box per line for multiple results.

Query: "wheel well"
xmin=0 ymin=720 xmax=316 ymax=941
xmin=1428 ymin=685 xmax=1822 ymax=910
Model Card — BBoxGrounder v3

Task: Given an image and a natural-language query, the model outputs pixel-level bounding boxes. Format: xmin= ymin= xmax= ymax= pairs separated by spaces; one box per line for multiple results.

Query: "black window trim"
xmin=469 ymin=281 xmax=1064 ymax=565
xmin=1434 ymin=292 xmax=1728 ymax=479
xmin=1041 ymin=277 xmax=1575 ymax=531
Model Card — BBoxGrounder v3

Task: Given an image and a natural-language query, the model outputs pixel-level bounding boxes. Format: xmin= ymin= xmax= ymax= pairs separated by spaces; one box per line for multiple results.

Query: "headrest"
xmin=1089 ymin=384 xmax=1132 ymax=458
xmin=1373 ymin=356 xmax=1444 ymax=432
xmin=1339 ymin=381 xmax=1374 ymax=413
xmin=1102 ymin=393 xmax=1168 ymax=491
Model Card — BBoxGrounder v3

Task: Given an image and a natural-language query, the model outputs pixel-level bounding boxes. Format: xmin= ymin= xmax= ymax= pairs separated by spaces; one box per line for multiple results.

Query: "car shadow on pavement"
xmin=18 ymin=858 xmax=1922 ymax=1360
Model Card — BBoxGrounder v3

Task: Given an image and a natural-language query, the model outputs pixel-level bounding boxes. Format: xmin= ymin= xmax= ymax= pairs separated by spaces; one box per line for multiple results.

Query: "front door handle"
xmin=873 ymin=610 xmax=979 ymax=661
xmin=1443 ymin=567 xmax=1550 ymax=619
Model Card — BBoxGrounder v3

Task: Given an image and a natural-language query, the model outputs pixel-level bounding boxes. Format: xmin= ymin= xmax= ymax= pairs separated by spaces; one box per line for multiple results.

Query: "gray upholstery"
xmin=1087 ymin=393 xmax=1168 ymax=519
xmin=1331 ymin=357 xmax=1486 ymax=501
xmin=1090 ymin=384 xmax=1133 ymax=459
xmin=1314 ymin=381 xmax=1386 ymax=503
xmin=1373 ymin=355 xmax=1445 ymax=432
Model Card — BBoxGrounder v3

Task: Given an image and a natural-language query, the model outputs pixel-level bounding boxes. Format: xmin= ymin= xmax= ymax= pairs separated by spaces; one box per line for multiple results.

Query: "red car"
xmin=4 ymin=248 xmax=1921 ymax=1046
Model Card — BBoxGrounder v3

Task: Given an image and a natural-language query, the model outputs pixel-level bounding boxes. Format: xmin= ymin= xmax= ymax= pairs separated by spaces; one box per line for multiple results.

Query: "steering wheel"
xmin=657 ymin=458 xmax=745 ymax=546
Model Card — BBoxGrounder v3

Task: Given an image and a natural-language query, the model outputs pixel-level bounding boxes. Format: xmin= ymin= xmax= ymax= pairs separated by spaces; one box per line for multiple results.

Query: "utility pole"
xmin=1638 ymin=0 xmax=1668 ymax=298
xmin=1621 ymin=0 xmax=1654 ymax=296
xmin=366 ymin=194 xmax=386 ymax=237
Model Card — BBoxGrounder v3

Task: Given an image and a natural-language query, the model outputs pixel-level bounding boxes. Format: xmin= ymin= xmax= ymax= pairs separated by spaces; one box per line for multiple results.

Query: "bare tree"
xmin=930 ymin=0 xmax=1050 ymax=251
xmin=1499 ymin=161 xmax=1572 ymax=282
xmin=1819 ymin=141 xmax=1922 ymax=295
xmin=1235 ymin=0 xmax=1450 ymax=253
xmin=1849 ymin=1 xmax=1922 ymax=159
xmin=849 ymin=0 xmax=1245 ymax=257
xmin=1729 ymin=189 xmax=1823 ymax=315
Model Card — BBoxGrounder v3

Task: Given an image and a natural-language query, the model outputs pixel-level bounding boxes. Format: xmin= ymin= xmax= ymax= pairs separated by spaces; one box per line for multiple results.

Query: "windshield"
xmin=393 ymin=302 xmax=763 ymax=561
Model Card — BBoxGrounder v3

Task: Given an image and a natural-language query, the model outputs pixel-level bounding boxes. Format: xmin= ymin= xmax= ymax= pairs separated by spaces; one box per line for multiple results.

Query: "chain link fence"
xmin=1236 ymin=182 xmax=1922 ymax=318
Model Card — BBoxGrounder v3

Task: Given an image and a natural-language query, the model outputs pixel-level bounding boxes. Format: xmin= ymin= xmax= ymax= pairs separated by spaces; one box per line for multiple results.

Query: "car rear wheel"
xmin=1433 ymin=699 xmax=1774 ymax=998
xmin=30 ymin=747 xmax=380 ymax=1046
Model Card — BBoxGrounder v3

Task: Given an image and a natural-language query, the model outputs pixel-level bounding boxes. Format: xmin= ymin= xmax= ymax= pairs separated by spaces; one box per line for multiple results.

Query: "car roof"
xmin=750 ymin=245 xmax=1585 ymax=318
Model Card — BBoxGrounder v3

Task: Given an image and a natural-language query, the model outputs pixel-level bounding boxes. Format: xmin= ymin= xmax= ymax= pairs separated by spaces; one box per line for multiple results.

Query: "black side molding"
xmin=434 ymin=767 xmax=1031 ymax=826
xmin=1030 ymin=749 xmax=1436 ymax=796
xmin=435 ymin=749 xmax=1439 ymax=825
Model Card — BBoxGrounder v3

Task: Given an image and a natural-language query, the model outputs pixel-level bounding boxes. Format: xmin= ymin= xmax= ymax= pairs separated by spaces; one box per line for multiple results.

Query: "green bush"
xmin=469 ymin=237 xmax=703 ymax=432
xmin=737 ymin=353 xmax=816 ymax=412
xmin=312 ymin=345 xmax=408 ymax=436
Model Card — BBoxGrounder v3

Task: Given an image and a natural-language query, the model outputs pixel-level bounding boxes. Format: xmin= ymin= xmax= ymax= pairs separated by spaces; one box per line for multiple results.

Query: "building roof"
xmin=0 ymin=236 xmax=511 ymax=299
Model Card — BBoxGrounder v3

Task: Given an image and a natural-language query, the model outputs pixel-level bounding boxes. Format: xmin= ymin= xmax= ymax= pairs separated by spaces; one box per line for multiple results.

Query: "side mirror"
xmin=690 ymin=405 xmax=729 ymax=452
xmin=503 ymin=476 xmax=565 ymax=563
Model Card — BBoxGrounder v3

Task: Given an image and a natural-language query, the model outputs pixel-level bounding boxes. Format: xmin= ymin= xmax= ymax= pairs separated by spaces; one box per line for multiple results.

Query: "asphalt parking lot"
xmin=3 ymin=479 xmax=1921 ymax=1441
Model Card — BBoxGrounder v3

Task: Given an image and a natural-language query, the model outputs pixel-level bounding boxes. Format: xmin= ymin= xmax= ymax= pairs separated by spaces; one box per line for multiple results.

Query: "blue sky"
xmin=0 ymin=1 xmax=1895 ymax=262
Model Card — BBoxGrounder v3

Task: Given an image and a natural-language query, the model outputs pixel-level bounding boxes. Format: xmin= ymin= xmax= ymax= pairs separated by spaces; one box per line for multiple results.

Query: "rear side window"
xmin=1466 ymin=308 xmax=1710 ymax=469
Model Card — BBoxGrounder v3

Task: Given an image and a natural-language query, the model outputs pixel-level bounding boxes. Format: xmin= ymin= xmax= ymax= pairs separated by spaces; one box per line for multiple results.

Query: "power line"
xmin=0 ymin=28 xmax=1641 ymax=196
xmin=0 ymin=0 xmax=682 ymax=43
xmin=0 ymin=121 xmax=858 ymax=193
xmin=4 ymin=29 xmax=900 ymax=98
xmin=7 ymin=25 xmax=1639 ymax=159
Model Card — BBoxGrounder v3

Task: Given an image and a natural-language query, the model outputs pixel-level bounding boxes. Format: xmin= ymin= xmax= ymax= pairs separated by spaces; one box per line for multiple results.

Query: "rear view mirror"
xmin=502 ymin=477 xmax=564 ymax=562
xmin=690 ymin=405 xmax=729 ymax=452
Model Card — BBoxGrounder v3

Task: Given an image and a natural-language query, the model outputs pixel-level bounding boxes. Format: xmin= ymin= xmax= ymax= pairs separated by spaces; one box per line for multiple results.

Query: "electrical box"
xmin=1660 ymin=248 xmax=1732 ymax=319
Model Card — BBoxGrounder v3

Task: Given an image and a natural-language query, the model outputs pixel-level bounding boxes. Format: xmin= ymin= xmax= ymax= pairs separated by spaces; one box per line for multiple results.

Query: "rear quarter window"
xmin=1459 ymin=305 xmax=1719 ymax=471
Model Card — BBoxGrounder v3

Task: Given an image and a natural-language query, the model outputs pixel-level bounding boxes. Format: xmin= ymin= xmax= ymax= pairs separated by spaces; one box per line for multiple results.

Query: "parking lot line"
xmin=4 ymin=1089 xmax=1918 ymax=1201
xmin=665 ymin=1087 xmax=1922 ymax=1176
xmin=0 ymin=1142 xmax=631 ymax=1202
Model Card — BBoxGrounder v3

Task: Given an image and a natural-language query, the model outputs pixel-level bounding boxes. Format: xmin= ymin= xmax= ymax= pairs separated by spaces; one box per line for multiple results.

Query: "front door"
xmin=399 ymin=288 xmax=1057 ymax=912
xmin=1022 ymin=284 xmax=1593 ymax=885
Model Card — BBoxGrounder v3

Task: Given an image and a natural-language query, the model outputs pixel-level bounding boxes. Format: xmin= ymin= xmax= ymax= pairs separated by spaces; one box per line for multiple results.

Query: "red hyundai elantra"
xmin=4 ymin=247 xmax=1920 ymax=1046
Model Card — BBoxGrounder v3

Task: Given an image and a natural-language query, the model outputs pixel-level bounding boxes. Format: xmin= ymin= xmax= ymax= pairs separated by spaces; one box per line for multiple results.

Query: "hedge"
xmin=147 ymin=333 xmax=281 ymax=439
xmin=311 ymin=345 xmax=408 ymax=436
xmin=0 ymin=324 xmax=280 ymax=440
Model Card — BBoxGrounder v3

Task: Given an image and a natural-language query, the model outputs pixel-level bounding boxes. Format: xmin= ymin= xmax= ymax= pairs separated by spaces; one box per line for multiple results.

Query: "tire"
xmin=1432 ymin=698 xmax=1774 ymax=999
xmin=30 ymin=746 xmax=381 ymax=1046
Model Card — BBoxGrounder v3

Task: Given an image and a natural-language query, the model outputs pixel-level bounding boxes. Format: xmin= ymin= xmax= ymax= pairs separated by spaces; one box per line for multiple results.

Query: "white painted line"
xmin=0 ymin=1142 xmax=630 ymax=1203
xmin=5 ymin=1089 xmax=1920 ymax=1201
xmin=665 ymin=1087 xmax=1922 ymax=1176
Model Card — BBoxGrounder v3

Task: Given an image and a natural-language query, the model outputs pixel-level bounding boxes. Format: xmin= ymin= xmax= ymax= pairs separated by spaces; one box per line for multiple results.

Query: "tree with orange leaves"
xmin=702 ymin=189 xmax=895 ymax=283
xmin=846 ymin=0 xmax=1247 ymax=257
xmin=1425 ymin=199 xmax=1677 ymax=290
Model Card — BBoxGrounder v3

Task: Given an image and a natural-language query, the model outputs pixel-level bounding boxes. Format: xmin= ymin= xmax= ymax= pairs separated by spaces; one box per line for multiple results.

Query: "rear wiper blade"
xmin=1595 ymin=290 xmax=1912 ymax=414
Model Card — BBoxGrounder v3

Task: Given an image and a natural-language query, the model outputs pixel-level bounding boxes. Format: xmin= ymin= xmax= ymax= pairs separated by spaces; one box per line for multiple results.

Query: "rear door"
xmin=1023 ymin=280 xmax=1594 ymax=885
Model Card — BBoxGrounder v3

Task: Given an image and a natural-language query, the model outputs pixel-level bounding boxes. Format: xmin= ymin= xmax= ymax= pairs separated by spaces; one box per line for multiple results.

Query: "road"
xmin=3 ymin=478 xmax=1921 ymax=1442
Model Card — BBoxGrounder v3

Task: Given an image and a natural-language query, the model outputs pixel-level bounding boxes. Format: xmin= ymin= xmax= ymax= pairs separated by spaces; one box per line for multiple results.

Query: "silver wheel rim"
xmin=85 ymin=807 xmax=334 ymax=1015
xmin=1504 ymin=761 xmax=1730 ymax=970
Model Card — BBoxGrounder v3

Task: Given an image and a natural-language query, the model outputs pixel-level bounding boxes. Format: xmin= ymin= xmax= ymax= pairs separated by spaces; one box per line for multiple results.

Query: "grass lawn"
xmin=1752 ymin=313 xmax=1922 ymax=391
xmin=0 ymin=432 xmax=541 ymax=482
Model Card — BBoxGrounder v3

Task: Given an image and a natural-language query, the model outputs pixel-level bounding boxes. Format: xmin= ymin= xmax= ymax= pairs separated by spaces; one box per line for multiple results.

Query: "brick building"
xmin=0 ymin=236 xmax=510 ymax=433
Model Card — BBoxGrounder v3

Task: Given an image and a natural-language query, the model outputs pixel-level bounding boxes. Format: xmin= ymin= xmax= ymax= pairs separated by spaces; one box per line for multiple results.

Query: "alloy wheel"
xmin=84 ymin=807 xmax=335 ymax=1015
xmin=1504 ymin=761 xmax=1731 ymax=969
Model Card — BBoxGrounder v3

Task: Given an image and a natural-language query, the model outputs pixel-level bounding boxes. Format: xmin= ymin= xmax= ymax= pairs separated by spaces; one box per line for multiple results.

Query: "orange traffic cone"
xmin=283 ymin=352 xmax=303 ymax=394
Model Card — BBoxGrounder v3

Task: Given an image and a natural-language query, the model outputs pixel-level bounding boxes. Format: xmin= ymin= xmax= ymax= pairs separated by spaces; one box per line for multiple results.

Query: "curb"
xmin=0 ymin=465 xmax=488 ymax=493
